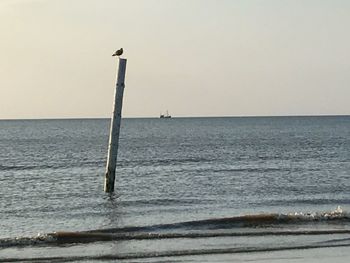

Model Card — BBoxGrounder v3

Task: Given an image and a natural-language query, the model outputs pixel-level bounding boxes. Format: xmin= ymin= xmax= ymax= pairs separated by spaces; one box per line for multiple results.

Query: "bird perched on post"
xmin=112 ymin=48 xmax=123 ymax=57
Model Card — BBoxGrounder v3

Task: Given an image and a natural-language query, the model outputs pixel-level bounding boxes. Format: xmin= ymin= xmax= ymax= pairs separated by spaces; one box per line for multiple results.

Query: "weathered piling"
xmin=104 ymin=58 xmax=127 ymax=193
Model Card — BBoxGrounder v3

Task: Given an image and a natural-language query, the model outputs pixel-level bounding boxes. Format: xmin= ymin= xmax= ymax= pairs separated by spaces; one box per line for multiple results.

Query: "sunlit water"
xmin=0 ymin=116 xmax=349 ymax=261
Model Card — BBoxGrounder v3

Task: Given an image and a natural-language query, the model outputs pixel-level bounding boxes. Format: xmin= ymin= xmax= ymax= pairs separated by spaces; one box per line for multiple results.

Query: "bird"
xmin=112 ymin=48 xmax=123 ymax=57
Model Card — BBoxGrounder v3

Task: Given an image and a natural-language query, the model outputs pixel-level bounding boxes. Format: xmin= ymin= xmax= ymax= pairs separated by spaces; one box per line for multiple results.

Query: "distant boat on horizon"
xmin=160 ymin=110 xmax=171 ymax=119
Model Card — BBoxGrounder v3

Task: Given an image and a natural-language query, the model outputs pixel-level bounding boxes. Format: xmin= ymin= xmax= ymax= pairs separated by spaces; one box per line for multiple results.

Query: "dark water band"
xmin=1 ymin=242 xmax=350 ymax=262
xmin=1 ymin=229 xmax=350 ymax=248
xmin=53 ymin=229 xmax=350 ymax=243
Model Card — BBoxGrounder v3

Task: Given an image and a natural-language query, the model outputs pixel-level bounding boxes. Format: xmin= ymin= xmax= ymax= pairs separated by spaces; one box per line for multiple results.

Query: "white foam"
xmin=286 ymin=206 xmax=348 ymax=221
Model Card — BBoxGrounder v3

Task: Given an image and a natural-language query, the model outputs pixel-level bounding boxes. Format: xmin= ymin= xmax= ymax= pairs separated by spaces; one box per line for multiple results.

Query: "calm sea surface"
xmin=0 ymin=116 xmax=349 ymax=262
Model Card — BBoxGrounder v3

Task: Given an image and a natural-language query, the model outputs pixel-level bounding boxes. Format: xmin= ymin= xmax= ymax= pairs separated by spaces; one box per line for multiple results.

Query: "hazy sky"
xmin=1 ymin=0 xmax=349 ymax=119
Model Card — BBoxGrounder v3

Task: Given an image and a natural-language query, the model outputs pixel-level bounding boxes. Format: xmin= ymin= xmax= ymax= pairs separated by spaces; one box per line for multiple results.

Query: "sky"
xmin=0 ymin=0 xmax=349 ymax=119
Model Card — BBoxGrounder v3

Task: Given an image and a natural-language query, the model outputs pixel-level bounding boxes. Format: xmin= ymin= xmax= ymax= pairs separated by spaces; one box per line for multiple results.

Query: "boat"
xmin=160 ymin=110 xmax=171 ymax=118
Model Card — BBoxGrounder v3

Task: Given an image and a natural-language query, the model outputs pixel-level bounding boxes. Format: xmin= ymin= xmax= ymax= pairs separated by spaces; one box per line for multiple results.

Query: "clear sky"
xmin=1 ymin=0 xmax=349 ymax=119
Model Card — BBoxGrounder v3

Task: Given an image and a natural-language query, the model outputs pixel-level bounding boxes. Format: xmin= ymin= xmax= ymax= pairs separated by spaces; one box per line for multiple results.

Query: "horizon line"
xmin=0 ymin=114 xmax=349 ymax=121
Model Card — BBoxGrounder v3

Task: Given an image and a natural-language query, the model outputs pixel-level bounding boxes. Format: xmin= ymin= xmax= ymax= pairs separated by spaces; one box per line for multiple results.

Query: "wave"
xmin=94 ymin=206 xmax=350 ymax=233
xmin=210 ymin=167 xmax=311 ymax=173
xmin=121 ymin=198 xmax=207 ymax=207
xmin=122 ymin=157 xmax=213 ymax=167
xmin=0 ymin=164 xmax=48 ymax=171
xmin=0 ymin=160 xmax=104 ymax=171
xmin=267 ymin=198 xmax=350 ymax=206
xmin=1 ymin=228 xmax=350 ymax=249
xmin=1 ymin=207 xmax=349 ymax=248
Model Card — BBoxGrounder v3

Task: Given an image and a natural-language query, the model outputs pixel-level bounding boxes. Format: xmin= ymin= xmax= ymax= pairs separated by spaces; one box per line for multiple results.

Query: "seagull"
xmin=112 ymin=48 xmax=123 ymax=57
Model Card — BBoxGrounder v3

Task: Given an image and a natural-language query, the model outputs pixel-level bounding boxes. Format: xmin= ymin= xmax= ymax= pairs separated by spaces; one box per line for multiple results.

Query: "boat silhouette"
xmin=160 ymin=110 xmax=171 ymax=118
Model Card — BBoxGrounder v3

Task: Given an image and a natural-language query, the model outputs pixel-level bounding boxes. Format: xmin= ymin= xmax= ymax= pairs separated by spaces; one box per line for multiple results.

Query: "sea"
xmin=0 ymin=116 xmax=349 ymax=262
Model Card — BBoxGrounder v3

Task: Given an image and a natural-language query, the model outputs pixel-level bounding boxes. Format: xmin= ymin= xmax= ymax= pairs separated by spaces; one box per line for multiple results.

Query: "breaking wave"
xmin=1 ymin=207 xmax=349 ymax=249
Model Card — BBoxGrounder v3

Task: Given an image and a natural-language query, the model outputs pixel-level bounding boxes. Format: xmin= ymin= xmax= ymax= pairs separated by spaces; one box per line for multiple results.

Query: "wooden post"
xmin=104 ymin=58 xmax=127 ymax=193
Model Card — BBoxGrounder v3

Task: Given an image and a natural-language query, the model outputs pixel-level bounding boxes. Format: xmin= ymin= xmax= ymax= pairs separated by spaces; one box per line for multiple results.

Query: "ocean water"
xmin=0 ymin=116 xmax=349 ymax=262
